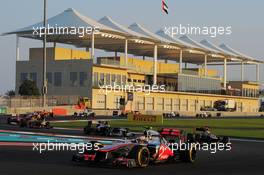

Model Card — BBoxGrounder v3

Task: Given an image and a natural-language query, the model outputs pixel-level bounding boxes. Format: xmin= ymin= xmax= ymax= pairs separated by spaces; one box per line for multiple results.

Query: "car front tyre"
xmin=180 ymin=146 xmax=196 ymax=163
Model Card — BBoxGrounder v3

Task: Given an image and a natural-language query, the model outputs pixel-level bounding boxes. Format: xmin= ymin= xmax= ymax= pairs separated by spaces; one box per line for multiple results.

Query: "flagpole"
xmin=42 ymin=0 xmax=47 ymax=107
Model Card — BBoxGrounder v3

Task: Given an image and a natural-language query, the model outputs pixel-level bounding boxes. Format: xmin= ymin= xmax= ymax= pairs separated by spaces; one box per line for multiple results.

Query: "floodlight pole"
xmin=91 ymin=29 xmax=95 ymax=63
xmin=125 ymin=39 xmax=128 ymax=65
xmin=179 ymin=49 xmax=183 ymax=74
xmin=256 ymin=63 xmax=260 ymax=82
xmin=153 ymin=45 xmax=158 ymax=85
xmin=223 ymin=58 xmax=227 ymax=89
xmin=16 ymin=35 xmax=20 ymax=61
xmin=241 ymin=62 xmax=244 ymax=82
xmin=204 ymin=54 xmax=207 ymax=77
xmin=42 ymin=0 xmax=47 ymax=107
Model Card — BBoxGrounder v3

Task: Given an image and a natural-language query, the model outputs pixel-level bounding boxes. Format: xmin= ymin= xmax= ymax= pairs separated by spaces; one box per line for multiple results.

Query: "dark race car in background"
xmin=7 ymin=113 xmax=30 ymax=125
xmin=83 ymin=120 xmax=135 ymax=138
xmin=193 ymin=127 xmax=230 ymax=144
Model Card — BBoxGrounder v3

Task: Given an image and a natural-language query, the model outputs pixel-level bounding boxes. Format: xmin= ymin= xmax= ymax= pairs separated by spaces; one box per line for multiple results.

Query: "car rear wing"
xmin=159 ymin=128 xmax=182 ymax=136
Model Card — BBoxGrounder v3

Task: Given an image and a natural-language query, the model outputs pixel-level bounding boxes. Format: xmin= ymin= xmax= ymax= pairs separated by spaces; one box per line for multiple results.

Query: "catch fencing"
xmin=4 ymin=96 xmax=80 ymax=108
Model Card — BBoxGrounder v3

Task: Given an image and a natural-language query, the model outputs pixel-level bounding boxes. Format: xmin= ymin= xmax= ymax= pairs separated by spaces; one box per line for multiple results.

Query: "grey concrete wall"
xmin=16 ymin=59 xmax=93 ymax=98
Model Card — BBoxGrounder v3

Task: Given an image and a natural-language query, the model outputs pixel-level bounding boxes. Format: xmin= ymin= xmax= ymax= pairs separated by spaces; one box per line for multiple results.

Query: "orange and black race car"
xmin=7 ymin=111 xmax=53 ymax=128
xmin=72 ymin=128 xmax=197 ymax=168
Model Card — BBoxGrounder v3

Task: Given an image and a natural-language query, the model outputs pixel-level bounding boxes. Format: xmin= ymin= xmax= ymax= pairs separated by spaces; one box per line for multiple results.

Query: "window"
xmin=106 ymin=74 xmax=111 ymax=85
xmin=111 ymin=74 xmax=116 ymax=85
xmin=54 ymin=72 xmax=62 ymax=87
xmin=116 ymin=75 xmax=121 ymax=85
xmin=46 ymin=72 xmax=52 ymax=84
xmin=20 ymin=73 xmax=28 ymax=83
xmin=99 ymin=73 xmax=105 ymax=86
xmin=80 ymin=72 xmax=87 ymax=87
xmin=70 ymin=72 xmax=78 ymax=87
xmin=128 ymin=78 xmax=131 ymax=82
xmin=29 ymin=73 xmax=37 ymax=83
xmin=93 ymin=72 xmax=98 ymax=87
xmin=122 ymin=75 xmax=126 ymax=85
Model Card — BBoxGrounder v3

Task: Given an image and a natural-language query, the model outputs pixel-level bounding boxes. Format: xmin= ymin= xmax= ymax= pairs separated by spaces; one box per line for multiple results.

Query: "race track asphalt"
xmin=0 ymin=140 xmax=264 ymax=175
xmin=1 ymin=115 xmax=264 ymax=175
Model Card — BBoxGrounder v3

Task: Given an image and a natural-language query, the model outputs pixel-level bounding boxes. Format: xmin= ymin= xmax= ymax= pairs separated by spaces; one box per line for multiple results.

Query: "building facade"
xmin=16 ymin=47 xmax=260 ymax=113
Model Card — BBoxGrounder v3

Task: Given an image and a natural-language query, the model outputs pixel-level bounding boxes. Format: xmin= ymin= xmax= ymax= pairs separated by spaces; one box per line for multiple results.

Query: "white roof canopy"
xmin=98 ymin=16 xmax=145 ymax=39
xmin=219 ymin=44 xmax=261 ymax=63
xmin=4 ymin=8 xmax=119 ymax=35
xmin=2 ymin=8 xmax=262 ymax=64
xmin=128 ymin=23 xmax=175 ymax=44
xmin=156 ymin=29 xmax=199 ymax=49
xmin=199 ymin=39 xmax=242 ymax=62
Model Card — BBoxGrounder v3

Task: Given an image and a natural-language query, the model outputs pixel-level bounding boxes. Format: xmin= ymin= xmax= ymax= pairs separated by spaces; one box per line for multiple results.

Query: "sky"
xmin=0 ymin=0 xmax=263 ymax=94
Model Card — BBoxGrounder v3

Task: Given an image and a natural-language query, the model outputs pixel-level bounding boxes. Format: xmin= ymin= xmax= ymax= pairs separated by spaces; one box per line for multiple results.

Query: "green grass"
xmin=52 ymin=121 xmax=88 ymax=128
xmin=52 ymin=119 xmax=264 ymax=139
xmin=109 ymin=119 xmax=264 ymax=129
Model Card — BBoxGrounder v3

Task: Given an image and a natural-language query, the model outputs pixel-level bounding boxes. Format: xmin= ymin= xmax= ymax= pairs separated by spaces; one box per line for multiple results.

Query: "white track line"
xmin=0 ymin=142 xmax=33 ymax=146
xmin=53 ymin=127 xmax=82 ymax=131
xmin=0 ymin=129 xmax=124 ymax=142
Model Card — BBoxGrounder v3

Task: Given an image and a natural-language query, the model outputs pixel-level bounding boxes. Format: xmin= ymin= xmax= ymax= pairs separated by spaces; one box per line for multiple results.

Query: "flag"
xmin=162 ymin=0 xmax=168 ymax=14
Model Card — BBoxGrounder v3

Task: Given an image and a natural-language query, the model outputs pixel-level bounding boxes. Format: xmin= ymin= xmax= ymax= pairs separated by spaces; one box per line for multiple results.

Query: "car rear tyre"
xmin=7 ymin=118 xmax=11 ymax=124
xmin=222 ymin=136 xmax=230 ymax=144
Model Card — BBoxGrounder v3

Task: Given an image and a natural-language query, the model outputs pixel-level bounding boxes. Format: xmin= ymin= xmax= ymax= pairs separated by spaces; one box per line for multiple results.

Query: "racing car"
xmin=7 ymin=113 xmax=30 ymax=125
xmin=7 ymin=111 xmax=53 ymax=129
xmin=83 ymin=120 xmax=135 ymax=138
xmin=110 ymin=127 xmax=136 ymax=138
xmin=23 ymin=116 xmax=52 ymax=129
xmin=73 ymin=109 xmax=95 ymax=119
xmin=163 ymin=112 xmax=180 ymax=118
xmin=195 ymin=111 xmax=212 ymax=118
xmin=72 ymin=128 xmax=197 ymax=168
xmin=83 ymin=121 xmax=111 ymax=136
xmin=193 ymin=127 xmax=230 ymax=144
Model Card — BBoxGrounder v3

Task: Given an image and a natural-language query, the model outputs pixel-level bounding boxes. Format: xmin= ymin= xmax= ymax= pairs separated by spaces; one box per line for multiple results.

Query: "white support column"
xmin=91 ymin=30 xmax=95 ymax=63
xmin=153 ymin=45 xmax=158 ymax=85
xmin=179 ymin=49 xmax=183 ymax=74
xmin=16 ymin=35 xmax=20 ymax=61
xmin=204 ymin=54 xmax=207 ymax=77
xmin=256 ymin=63 xmax=260 ymax=82
xmin=223 ymin=58 xmax=227 ymax=89
xmin=241 ymin=62 xmax=244 ymax=82
xmin=125 ymin=39 xmax=128 ymax=65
